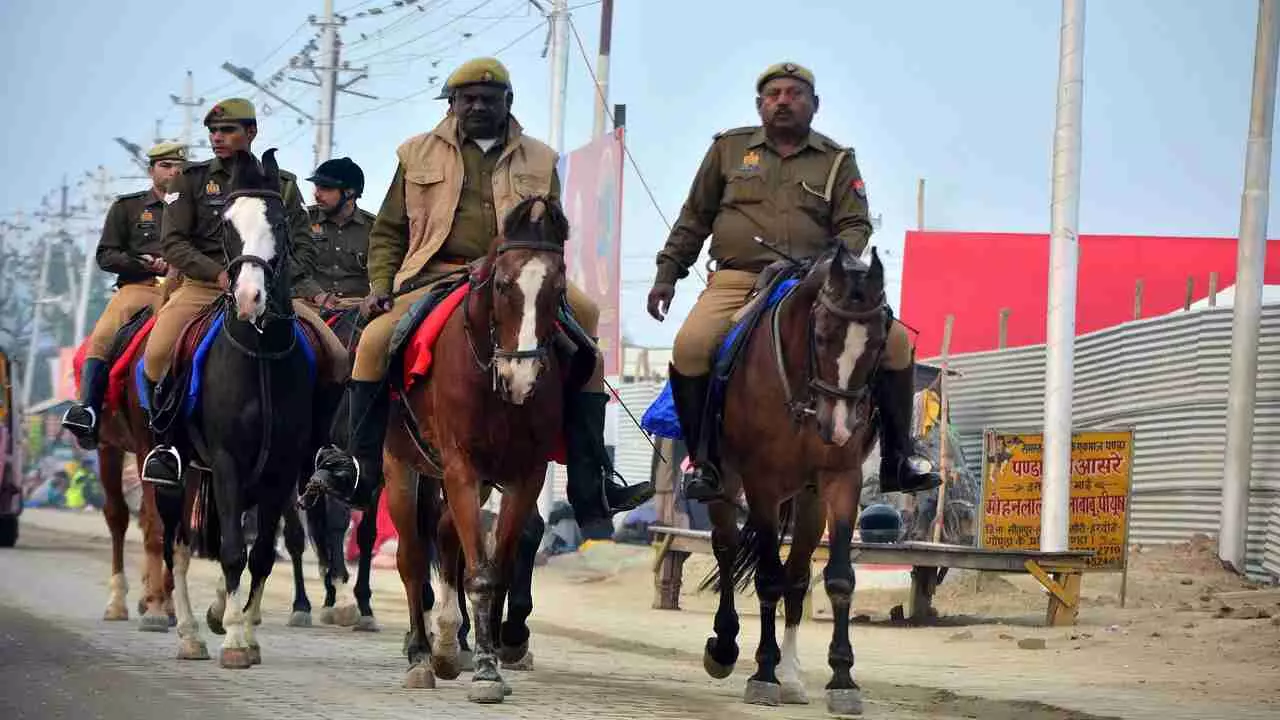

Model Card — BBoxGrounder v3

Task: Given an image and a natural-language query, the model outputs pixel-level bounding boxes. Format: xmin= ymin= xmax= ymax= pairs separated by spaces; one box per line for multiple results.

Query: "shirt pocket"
xmin=404 ymin=170 xmax=446 ymax=236
xmin=723 ymin=172 xmax=767 ymax=207
xmin=796 ymin=178 xmax=831 ymax=226
xmin=511 ymin=171 xmax=551 ymax=198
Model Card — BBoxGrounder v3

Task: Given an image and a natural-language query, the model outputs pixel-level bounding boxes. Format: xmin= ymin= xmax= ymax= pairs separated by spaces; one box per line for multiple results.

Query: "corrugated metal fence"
xmin=928 ymin=305 xmax=1280 ymax=581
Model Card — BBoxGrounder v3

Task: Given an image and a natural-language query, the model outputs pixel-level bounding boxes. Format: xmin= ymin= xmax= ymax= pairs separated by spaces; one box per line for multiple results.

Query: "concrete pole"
xmin=591 ymin=0 xmax=614 ymax=139
xmin=547 ymin=0 xmax=570 ymax=152
xmin=1041 ymin=0 xmax=1085 ymax=553
xmin=315 ymin=0 xmax=340 ymax=168
xmin=1220 ymin=0 xmax=1280 ymax=573
xmin=21 ymin=236 xmax=52 ymax=410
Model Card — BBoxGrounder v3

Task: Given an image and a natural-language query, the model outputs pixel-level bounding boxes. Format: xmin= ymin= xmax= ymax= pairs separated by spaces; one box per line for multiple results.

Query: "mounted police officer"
xmin=61 ymin=142 xmax=187 ymax=449
xmin=138 ymin=97 xmax=350 ymax=488
xmin=649 ymin=62 xmax=941 ymax=502
xmin=303 ymin=156 xmax=373 ymax=312
xmin=308 ymin=57 xmax=651 ymax=533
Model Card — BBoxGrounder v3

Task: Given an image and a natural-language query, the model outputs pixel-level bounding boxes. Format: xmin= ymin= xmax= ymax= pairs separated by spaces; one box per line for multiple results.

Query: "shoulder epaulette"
xmin=181 ymin=159 xmax=212 ymax=174
xmin=713 ymin=126 xmax=758 ymax=140
xmin=115 ymin=190 xmax=149 ymax=201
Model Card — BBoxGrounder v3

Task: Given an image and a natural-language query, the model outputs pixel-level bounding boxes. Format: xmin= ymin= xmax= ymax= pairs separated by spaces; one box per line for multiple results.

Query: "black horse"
xmin=155 ymin=148 xmax=320 ymax=669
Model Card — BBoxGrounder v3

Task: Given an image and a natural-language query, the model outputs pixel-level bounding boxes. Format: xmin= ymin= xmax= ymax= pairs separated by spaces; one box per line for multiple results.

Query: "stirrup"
xmin=141 ymin=446 xmax=184 ymax=488
xmin=681 ymin=462 xmax=725 ymax=502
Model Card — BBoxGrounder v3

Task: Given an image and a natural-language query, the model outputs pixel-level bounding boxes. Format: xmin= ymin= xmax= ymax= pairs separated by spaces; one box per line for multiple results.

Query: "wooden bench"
xmin=649 ymin=525 xmax=1093 ymax=627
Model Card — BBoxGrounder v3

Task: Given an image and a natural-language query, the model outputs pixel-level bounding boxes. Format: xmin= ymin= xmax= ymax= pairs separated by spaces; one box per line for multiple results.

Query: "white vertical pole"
xmin=1041 ymin=0 xmax=1086 ymax=553
xmin=591 ymin=0 xmax=614 ymax=139
xmin=315 ymin=0 xmax=339 ymax=167
xmin=547 ymin=0 xmax=570 ymax=152
xmin=1220 ymin=0 xmax=1280 ymax=573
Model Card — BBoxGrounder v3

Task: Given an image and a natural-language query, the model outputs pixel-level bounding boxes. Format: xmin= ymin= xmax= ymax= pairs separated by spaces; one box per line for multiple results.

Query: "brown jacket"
xmin=367 ymin=115 xmax=559 ymax=295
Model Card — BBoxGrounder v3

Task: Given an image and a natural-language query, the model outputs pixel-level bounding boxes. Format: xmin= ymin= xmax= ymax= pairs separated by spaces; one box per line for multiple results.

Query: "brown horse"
xmin=383 ymin=196 xmax=569 ymax=703
xmin=700 ymin=244 xmax=888 ymax=716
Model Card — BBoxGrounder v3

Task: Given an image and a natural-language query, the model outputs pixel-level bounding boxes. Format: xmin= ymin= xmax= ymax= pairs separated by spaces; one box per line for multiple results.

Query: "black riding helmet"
xmin=307 ymin=157 xmax=365 ymax=198
xmin=858 ymin=503 xmax=904 ymax=544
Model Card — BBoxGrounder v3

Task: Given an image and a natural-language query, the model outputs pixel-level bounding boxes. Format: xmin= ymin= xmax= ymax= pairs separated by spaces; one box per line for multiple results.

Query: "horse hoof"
xmin=431 ymin=653 xmax=462 ymax=681
xmin=177 ymin=637 xmax=210 ymax=661
xmin=501 ymin=650 xmax=533 ymax=671
xmin=136 ymin=598 xmax=146 ymax=616
xmin=288 ymin=611 xmax=313 ymax=628
xmin=703 ymin=651 xmax=735 ymax=679
xmin=220 ymin=647 xmax=253 ymax=669
xmin=103 ymin=603 xmax=129 ymax=622
xmin=138 ymin=613 xmax=171 ymax=633
xmin=332 ymin=604 xmax=360 ymax=627
xmin=318 ymin=607 xmax=336 ymax=625
xmin=781 ymin=681 xmax=810 ymax=704
xmin=826 ymin=687 xmax=864 ymax=716
xmin=353 ymin=615 xmax=380 ymax=633
xmin=496 ymin=642 xmax=528 ymax=666
xmin=744 ymin=679 xmax=782 ymax=706
xmin=402 ymin=664 xmax=436 ymax=689
xmin=247 ymin=644 xmax=262 ymax=666
xmin=206 ymin=608 xmax=225 ymax=636
xmin=467 ymin=680 xmax=506 ymax=704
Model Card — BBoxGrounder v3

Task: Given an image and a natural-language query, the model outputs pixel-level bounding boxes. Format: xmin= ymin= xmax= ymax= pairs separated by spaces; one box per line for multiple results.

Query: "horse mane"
xmin=474 ymin=196 xmax=568 ymax=284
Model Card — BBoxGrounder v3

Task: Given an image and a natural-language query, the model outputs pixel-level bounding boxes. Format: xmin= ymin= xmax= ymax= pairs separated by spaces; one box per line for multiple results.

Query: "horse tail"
xmin=697 ymin=498 xmax=796 ymax=595
xmin=190 ymin=470 xmax=221 ymax=560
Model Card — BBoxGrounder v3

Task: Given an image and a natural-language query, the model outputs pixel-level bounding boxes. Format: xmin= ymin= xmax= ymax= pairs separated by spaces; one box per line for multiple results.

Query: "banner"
xmin=979 ymin=429 xmax=1134 ymax=571
xmin=558 ymin=128 xmax=624 ymax=376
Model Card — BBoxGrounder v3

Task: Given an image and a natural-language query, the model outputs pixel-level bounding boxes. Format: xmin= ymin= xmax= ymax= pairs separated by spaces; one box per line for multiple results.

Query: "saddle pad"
xmin=389 ymin=275 xmax=470 ymax=367
xmin=640 ymin=278 xmax=800 ymax=440
xmin=184 ymin=315 xmax=318 ymax=419
xmin=71 ymin=309 xmax=157 ymax=413
xmin=401 ymin=282 xmax=469 ymax=392
xmin=107 ymin=316 xmax=156 ymax=412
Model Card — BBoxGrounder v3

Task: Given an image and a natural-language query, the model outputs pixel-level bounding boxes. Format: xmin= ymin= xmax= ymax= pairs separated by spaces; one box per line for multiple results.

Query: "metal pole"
xmin=73 ymin=168 xmax=110 ymax=344
xmin=1041 ymin=0 xmax=1086 ymax=554
xmin=591 ymin=0 xmax=614 ymax=139
xmin=315 ymin=0 xmax=340 ymax=167
xmin=1221 ymin=0 xmax=1280 ymax=573
xmin=21 ymin=237 xmax=52 ymax=410
xmin=548 ymin=0 xmax=570 ymax=152
xmin=183 ymin=71 xmax=195 ymax=150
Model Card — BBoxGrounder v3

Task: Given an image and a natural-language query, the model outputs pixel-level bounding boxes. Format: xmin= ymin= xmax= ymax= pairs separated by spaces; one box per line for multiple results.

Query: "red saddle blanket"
xmin=72 ymin=316 xmax=157 ymax=414
xmin=398 ymin=283 xmax=566 ymax=465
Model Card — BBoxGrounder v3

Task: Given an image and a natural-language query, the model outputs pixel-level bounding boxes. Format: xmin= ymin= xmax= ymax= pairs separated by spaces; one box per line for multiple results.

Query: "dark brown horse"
xmin=701 ymin=244 xmax=888 ymax=716
xmin=383 ymin=196 xmax=569 ymax=703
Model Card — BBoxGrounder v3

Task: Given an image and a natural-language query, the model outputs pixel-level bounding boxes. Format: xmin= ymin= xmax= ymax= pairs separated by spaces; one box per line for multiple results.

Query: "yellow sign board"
xmin=980 ymin=429 xmax=1134 ymax=571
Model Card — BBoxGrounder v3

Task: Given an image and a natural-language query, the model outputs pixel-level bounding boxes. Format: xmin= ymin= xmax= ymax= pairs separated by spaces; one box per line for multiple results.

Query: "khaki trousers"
xmin=88 ymin=282 xmax=163 ymax=360
xmin=671 ymin=269 xmax=914 ymax=376
xmin=351 ymin=264 xmax=602 ymax=390
xmin=142 ymin=280 xmax=349 ymax=384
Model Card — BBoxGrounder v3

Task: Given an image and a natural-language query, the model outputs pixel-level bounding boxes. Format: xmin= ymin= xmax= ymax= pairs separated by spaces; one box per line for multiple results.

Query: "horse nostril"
xmin=255 ymin=289 xmax=263 ymax=305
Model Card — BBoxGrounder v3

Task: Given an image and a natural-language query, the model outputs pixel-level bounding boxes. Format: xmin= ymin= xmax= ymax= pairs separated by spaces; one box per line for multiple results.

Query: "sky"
xmin=0 ymin=0 xmax=1274 ymax=348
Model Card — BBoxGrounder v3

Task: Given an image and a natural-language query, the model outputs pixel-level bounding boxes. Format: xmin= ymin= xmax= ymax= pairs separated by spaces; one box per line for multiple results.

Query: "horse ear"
xmin=868 ymin=246 xmax=885 ymax=297
xmin=828 ymin=243 xmax=850 ymax=292
xmin=262 ymin=148 xmax=280 ymax=189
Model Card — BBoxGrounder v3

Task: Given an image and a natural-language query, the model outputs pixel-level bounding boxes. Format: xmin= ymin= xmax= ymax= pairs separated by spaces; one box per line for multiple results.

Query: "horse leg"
xmin=498 ymin=510 xmax=543 ymax=671
xmin=386 ymin=454 xmax=435 ymax=689
xmin=703 ymin=501 xmax=742 ymax=679
xmin=431 ymin=508 xmax=466 ymax=681
xmin=304 ymin=499 xmax=339 ymax=624
xmin=210 ymin=454 xmax=252 ymax=669
xmin=325 ymin=494 xmax=360 ymax=628
xmin=459 ymin=477 xmax=522 ymax=704
xmin=777 ymin=488 xmax=825 ymax=705
xmin=98 ymin=446 xmax=131 ymax=622
xmin=352 ymin=488 xmax=380 ymax=631
xmin=158 ymin=478 xmax=208 ymax=661
xmin=241 ymin=495 xmax=286 ymax=666
xmin=282 ymin=501 xmax=313 ymax=627
xmin=743 ymin=505 xmax=786 ymax=707
xmin=820 ymin=473 xmax=863 ymax=716
xmin=136 ymin=474 xmax=172 ymax=632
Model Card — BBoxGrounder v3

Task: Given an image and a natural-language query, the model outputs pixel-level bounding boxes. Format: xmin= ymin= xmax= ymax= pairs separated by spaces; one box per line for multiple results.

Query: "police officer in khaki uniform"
xmin=61 ymin=142 xmax=187 ymax=449
xmin=304 ymin=157 xmax=373 ymax=312
xmin=309 ymin=57 xmax=651 ymax=532
xmin=138 ymin=97 xmax=350 ymax=488
xmin=649 ymin=62 xmax=941 ymax=502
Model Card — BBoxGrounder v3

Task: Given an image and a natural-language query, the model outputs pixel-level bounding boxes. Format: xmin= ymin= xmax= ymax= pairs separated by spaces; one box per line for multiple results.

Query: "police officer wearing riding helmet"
xmin=305 ymin=157 xmax=374 ymax=310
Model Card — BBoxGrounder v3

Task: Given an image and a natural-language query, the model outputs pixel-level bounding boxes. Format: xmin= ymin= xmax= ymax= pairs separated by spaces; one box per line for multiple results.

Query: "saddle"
xmin=71 ymin=305 xmax=156 ymax=414
xmin=145 ymin=297 xmax=226 ymax=433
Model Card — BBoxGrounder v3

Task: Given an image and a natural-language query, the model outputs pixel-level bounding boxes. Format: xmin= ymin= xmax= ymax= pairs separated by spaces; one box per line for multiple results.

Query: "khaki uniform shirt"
xmin=306 ymin=205 xmax=374 ymax=299
xmin=655 ymin=126 xmax=873 ymax=285
xmin=97 ymin=189 xmax=166 ymax=287
xmin=161 ymin=156 xmax=317 ymax=297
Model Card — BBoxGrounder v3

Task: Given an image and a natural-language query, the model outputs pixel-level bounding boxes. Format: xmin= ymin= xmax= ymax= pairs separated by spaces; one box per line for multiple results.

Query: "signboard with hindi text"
xmin=979 ymin=428 xmax=1134 ymax=573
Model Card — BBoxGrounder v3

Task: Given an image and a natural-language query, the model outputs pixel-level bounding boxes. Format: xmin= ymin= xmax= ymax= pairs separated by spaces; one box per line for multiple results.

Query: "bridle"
xmin=771 ymin=281 xmax=888 ymax=425
xmin=222 ymin=189 xmax=295 ymax=334
xmin=463 ymin=235 xmax=566 ymax=389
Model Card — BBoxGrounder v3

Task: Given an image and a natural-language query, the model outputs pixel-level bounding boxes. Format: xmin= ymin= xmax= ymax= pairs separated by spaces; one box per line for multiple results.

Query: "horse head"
xmin=473 ymin=196 xmax=569 ymax=405
xmin=809 ymin=244 xmax=887 ymax=447
xmin=223 ymin=148 xmax=290 ymax=325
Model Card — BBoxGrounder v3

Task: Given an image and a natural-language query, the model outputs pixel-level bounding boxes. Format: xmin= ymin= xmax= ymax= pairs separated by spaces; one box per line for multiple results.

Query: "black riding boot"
xmin=874 ymin=366 xmax=942 ymax=494
xmin=62 ymin=358 xmax=109 ymax=450
xmin=310 ymin=381 xmax=347 ymax=451
xmin=565 ymin=391 xmax=654 ymax=539
xmin=310 ymin=380 xmax=388 ymax=510
xmin=140 ymin=376 xmax=184 ymax=490
xmin=668 ymin=366 xmax=722 ymax=502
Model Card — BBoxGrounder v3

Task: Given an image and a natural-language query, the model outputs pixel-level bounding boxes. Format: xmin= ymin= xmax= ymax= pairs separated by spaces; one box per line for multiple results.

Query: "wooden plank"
xmin=932 ymin=315 xmax=955 ymax=543
xmin=1046 ymin=572 xmax=1083 ymax=627
xmin=1023 ymin=559 xmax=1073 ymax=608
xmin=1212 ymin=588 xmax=1280 ymax=603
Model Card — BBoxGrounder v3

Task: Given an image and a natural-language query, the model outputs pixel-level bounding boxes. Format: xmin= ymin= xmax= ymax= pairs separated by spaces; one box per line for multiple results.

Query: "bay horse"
xmin=380 ymin=196 xmax=568 ymax=703
xmin=699 ymin=243 xmax=888 ymax=716
xmin=154 ymin=148 xmax=319 ymax=669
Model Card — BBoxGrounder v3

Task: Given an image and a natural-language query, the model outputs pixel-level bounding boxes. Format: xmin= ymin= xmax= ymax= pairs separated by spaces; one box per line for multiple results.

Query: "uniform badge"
xmin=163 ymin=192 xmax=180 ymax=205
xmin=206 ymin=180 xmax=221 ymax=195
xmin=851 ymin=178 xmax=867 ymax=199
xmin=311 ymin=223 xmax=323 ymax=235
xmin=740 ymin=150 xmax=761 ymax=172
xmin=140 ymin=209 xmax=154 ymax=223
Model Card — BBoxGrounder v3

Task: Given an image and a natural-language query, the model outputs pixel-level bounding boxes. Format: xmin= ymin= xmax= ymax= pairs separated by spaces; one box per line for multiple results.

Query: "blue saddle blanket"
xmin=640 ymin=279 xmax=798 ymax=440
xmin=136 ymin=312 xmax=317 ymax=419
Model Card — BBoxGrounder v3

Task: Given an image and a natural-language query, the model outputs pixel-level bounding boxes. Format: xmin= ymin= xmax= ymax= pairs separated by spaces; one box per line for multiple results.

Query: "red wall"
xmin=899 ymin=231 xmax=1280 ymax=358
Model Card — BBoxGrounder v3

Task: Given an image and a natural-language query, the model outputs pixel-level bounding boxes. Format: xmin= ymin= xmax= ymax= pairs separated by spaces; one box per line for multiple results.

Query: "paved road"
xmin=1 ymin=525 xmax=968 ymax=720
